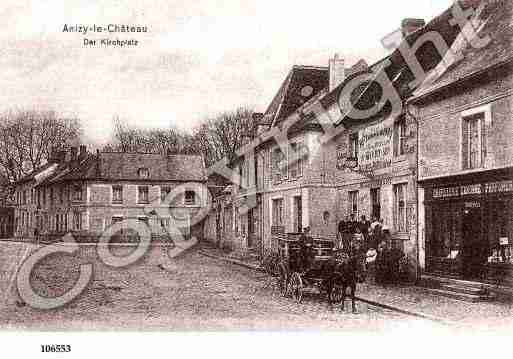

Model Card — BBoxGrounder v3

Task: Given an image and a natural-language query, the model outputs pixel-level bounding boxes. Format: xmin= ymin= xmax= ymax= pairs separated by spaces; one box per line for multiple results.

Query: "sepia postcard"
xmin=0 ymin=0 xmax=512 ymax=357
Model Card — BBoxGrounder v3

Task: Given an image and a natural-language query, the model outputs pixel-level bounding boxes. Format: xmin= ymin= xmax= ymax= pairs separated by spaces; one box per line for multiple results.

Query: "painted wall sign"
xmin=358 ymin=120 xmax=393 ymax=172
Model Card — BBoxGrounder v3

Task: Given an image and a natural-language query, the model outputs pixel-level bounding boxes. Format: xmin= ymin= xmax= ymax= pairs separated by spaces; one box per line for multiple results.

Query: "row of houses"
xmin=204 ymin=0 xmax=513 ymax=287
xmin=13 ymin=148 xmax=208 ymax=242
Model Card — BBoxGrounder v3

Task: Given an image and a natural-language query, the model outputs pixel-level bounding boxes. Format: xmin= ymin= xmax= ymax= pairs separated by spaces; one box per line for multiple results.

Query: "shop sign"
xmin=500 ymin=237 xmax=509 ymax=246
xmin=485 ymin=180 xmax=513 ymax=194
xmin=358 ymin=120 xmax=393 ymax=172
xmin=433 ymin=180 xmax=513 ymax=199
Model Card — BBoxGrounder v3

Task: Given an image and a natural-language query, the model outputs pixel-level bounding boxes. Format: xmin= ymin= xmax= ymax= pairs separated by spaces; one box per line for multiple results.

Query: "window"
xmin=462 ymin=113 xmax=485 ymax=170
xmin=394 ymin=183 xmax=408 ymax=233
xmin=160 ymin=218 xmax=171 ymax=229
xmin=138 ymin=168 xmax=150 ymax=179
xmin=348 ymin=191 xmax=358 ymax=217
xmin=238 ymin=158 xmax=245 ymax=189
xmin=73 ymin=212 xmax=82 ymax=231
xmin=138 ymin=217 xmax=149 ymax=226
xmin=73 ymin=185 xmax=83 ymax=201
xmin=272 ymin=147 xmax=286 ymax=182
xmin=59 ymin=187 xmax=64 ymax=203
xmin=112 ymin=216 xmax=124 ymax=225
xmin=272 ymin=198 xmax=284 ymax=227
xmin=112 ymin=185 xmax=123 ymax=204
xmin=289 ymin=142 xmax=306 ymax=178
xmin=394 ymin=117 xmax=407 ymax=156
xmin=185 ymin=190 xmax=196 ymax=205
xmin=234 ymin=207 xmax=240 ymax=234
xmin=138 ymin=186 xmax=149 ymax=204
xmin=161 ymin=186 xmax=171 ymax=203
xmin=349 ymin=133 xmax=359 ymax=159
xmin=50 ymin=188 xmax=54 ymax=205
xmin=23 ymin=190 xmax=27 ymax=205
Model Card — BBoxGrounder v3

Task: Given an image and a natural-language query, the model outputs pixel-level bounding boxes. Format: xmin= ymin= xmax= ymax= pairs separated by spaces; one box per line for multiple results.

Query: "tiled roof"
xmin=413 ymin=0 xmax=513 ymax=100
xmin=35 ymin=152 xmax=206 ymax=186
xmin=324 ymin=1 xmax=469 ymax=126
xmin=264 ymin=65 xmax=329 ymax=126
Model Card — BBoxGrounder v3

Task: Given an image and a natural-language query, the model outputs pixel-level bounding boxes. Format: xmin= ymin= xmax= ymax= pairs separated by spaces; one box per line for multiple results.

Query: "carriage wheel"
xmin=290 ymin=272 xmax=304 ymax=304
xmin=329 ymin=285 xmax=344 ymax=304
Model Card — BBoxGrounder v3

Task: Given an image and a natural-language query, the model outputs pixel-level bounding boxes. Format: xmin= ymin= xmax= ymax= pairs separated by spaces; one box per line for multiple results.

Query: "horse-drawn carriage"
xmin=277 ymin=234 xmax=356 ymax=310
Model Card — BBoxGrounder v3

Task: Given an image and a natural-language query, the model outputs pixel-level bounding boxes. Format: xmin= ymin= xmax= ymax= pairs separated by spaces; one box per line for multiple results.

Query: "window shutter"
xmin=480 ymin=118 xmax=486 ymax=166
xmin=461 ymin=119 xmax=469 ymax=170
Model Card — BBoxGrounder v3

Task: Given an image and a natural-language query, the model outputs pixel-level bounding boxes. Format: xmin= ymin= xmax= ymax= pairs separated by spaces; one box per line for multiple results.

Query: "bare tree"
xmin=109 ymin=116 xmax=189 ymax=154
xmin=188 ymin=107 xmax=254 ymax=167
xmin=0 ymin=110 xmax=82 ymax=183
xmin=107 ymin=107 xmax=254 ymax=168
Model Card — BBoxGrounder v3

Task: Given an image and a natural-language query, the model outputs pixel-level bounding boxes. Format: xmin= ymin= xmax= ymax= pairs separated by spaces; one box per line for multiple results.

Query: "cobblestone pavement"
xmin=0 ymin=245 xmax=440 ymax=331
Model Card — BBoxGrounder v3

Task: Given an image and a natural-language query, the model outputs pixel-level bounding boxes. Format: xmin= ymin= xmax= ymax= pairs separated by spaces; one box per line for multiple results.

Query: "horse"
xmin=326 ymin=251 xmax=359 ymax=313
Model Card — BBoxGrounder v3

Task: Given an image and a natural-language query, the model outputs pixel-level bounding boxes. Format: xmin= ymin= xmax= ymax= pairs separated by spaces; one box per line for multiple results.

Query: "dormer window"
xmin=138 ymin=168 xmax=150 ymax=179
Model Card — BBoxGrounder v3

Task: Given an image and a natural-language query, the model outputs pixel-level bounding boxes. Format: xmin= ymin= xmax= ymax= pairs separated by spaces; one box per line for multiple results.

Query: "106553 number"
xmin=41 ymin=345 xmax=71 ymax=353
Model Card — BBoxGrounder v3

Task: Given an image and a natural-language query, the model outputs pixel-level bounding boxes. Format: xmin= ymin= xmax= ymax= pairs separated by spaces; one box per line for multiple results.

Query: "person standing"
xmin=349 ymin=213 xmax=358 ymax=235
xmin=358 ymin=215 xmax=370 ymax=247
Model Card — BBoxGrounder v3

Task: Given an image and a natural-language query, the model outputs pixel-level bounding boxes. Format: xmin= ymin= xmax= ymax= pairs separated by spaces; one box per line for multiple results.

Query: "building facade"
xmin=14 ymin=147 xmax=208 ymax=242
xmin=412 ymin=0 xmax=513 ymax=286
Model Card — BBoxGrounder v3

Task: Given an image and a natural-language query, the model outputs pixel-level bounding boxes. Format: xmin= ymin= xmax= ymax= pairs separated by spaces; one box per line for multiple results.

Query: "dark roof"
xmin=413 ymin=0 xmax=513 ymax=100
xmin=263 ymin=65 xmax=329 ymax=126
xmin=36 ymin=152 xmax=206 ymax=186
xmin=319 ymin=2 xmax=470 ymax=127
xmin=15 ymin=162 xmax=58 ymax=185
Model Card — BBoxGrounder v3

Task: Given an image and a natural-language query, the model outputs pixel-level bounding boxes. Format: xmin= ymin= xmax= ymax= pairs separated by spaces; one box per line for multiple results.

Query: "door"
xmin=247 ymin=208 xmax=255 ymax=248
xmin=461 ymin=203 xmax=484 ymax=279
xmin=293 ymin=196 xmax=302 ymax=233
xmin=371 ymin=188 xmax=381 ymax=220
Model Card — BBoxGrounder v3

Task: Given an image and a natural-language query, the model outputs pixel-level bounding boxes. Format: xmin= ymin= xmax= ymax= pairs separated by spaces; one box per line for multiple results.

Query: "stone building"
xmin=410 ymin=0 xmax=513 ymax=287
xmin=13 ymin=147 xmax=208 ymax=242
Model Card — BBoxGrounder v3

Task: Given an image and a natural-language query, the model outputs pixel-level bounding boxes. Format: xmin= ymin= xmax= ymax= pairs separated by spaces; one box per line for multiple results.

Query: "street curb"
xmin=199 ymin=251 xmax=267 ymax=273
xmin=354 ymin=296 xmax=456 ymax=325
xmin=200 ymin=250 xmax=457 ymax=326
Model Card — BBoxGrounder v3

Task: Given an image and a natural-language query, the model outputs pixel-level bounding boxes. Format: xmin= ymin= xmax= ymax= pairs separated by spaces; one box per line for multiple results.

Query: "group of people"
xmin=335 ymin=214 xmax=405 ymax=285
xmin=296 ymin=214 xmax=406 ymax=285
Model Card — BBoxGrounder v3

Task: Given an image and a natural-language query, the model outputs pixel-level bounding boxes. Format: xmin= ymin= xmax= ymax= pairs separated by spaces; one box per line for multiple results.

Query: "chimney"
xmin=70 ymin=147 xmax=78 ymax=161
xmin=251 ymin=113 xmax=269 ymax=136
xmin=79 ymin=145 xmax=87 ymax=160
xmin=329 ymin=53 xmax=345 ymax=92
xmin=401 ymin=18 xmax=426 ymax=37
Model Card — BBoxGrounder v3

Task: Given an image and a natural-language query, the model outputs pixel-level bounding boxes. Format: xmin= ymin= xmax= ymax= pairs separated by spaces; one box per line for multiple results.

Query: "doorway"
xmin=461 ymin=203 xmax=485 ymax=280
xmin=371 ymin=188 xmax=381 ymax=220
xmin=293 ymin=196 xmax=302 ymax=233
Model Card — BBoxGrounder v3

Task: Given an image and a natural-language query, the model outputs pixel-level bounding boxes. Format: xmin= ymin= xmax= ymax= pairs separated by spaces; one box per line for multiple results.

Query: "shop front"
xmin=422 ymin=169 xmax=513 ymax=287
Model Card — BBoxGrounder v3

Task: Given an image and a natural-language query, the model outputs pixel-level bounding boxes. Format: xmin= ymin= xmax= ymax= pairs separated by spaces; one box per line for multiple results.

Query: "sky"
xmin=0 ymin=0 xmax=453 ymax=148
